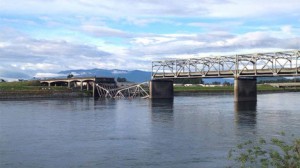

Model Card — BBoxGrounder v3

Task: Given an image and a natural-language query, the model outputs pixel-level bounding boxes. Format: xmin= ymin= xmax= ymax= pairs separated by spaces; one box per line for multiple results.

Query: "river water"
xmin=1 ymin=92 xmax=300 ymax=168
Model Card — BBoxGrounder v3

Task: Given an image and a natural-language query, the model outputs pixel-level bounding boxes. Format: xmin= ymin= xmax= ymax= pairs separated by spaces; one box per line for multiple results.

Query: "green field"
xmin=0 ymin=80 xmax=93 ymax=99
xmin=174 ymin=84 xmax=300 ymax=92
xmin=174 ymin=85 xmax=233 ymax=92
xmin=1 ymin=81 xmax=299 ymax=93
xmin=0 ymin=81 xmax=70 ymax=91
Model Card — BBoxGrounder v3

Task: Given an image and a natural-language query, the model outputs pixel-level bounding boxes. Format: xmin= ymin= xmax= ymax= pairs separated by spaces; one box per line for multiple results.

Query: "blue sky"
xmin=0 ymin=0 xmax=300 ymax=79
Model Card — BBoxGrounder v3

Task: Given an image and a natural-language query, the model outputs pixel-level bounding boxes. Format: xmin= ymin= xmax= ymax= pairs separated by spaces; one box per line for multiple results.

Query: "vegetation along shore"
xmin=0 ymin=80 xmax=91 ymax=99
xmin=174 ymin=84 xmax=300 ymax=93
xmin=1 ymin=79 xmax=300 ymax=99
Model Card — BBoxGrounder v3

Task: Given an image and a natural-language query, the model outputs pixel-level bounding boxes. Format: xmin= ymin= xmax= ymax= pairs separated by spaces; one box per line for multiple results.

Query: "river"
xmin=1 ymin=92 xmax=300 ymax=168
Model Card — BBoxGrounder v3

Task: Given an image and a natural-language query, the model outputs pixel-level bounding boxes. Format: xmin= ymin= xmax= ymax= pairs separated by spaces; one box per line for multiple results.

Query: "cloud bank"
xmin=0 ymin=0 xmax=299 ymax=79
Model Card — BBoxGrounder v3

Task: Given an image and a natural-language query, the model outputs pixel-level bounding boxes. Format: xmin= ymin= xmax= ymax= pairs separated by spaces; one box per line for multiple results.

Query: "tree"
xmin=117 ymin=77 xmax=127 ymax=82
xmin=212 ymin=81 xmax=221 ymax=85
xmin=173 ymin=78 xmax=203 ymax=84
xmin=223 ymin=81 xmax=232 ymax=86
xmin=67 ymin=73 xmax=74 ymax=78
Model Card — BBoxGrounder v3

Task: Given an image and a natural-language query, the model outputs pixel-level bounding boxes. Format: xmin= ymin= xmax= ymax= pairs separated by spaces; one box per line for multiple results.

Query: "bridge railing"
xmin=152 ymin=50 xmax=300 ymax=78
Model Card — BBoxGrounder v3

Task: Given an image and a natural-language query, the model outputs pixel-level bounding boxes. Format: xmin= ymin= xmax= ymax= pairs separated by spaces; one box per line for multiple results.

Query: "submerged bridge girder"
xmin=96 ymin=82 xmax=150 ymax=99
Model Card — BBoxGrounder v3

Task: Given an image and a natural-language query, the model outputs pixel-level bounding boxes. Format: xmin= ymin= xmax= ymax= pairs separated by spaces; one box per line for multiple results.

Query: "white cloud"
xmin=0 ymin=28 xmax=117 ymax=76
xmin=125 ymin=18 xmax=181 ymax=27
xmin=112 ymin=70 xmax=128 ymax=74
xmin=20 ymin=63 xmax=61 ymax=71
xmin=1 ymin=0 xmax=299 ymax=19
xmin=81 ymin=25 xmax=132 ymax=38
xmin=128 ymin=29 xmax=300 ymax=60
xmin=281 ymin=25 xmax=293 ymax=35
xmin=0 ymin=0 xmax=300 ymax=78
xmin=34 ymin=72 xmax=62 ymax=78
xmin=188 ymin=21 xmax=243 ymax=31
xmin=131 ymin=36 xmax=177 ymax=46
xmin=208 ymin=0 xmax=300 ymax=18
xmin=0 ymin=42 xmax=9 ymax=48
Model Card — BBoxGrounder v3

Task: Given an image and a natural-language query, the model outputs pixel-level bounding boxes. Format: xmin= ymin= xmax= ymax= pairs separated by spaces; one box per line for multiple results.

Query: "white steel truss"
xmin=152 ymin=50 xmax=300 ymax=78
xmin=115 ymin=82 xmax=149 ymax=99
xmin=96 ymin=82 xmax=149 ymax=99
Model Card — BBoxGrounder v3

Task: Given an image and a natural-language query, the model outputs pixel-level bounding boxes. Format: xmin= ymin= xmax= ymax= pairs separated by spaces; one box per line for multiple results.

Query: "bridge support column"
xmin=92 ymin=82 xmax=99 ymax=98
xmin=234 ymin=77 xmax=257 ymax=102
xmin=87 ymin=82 xmax=90 ymax=91
xmin=92 ymin=82 xmax=95 ymax=97
xmin=149 ymin=80 xmax=173 ymax=99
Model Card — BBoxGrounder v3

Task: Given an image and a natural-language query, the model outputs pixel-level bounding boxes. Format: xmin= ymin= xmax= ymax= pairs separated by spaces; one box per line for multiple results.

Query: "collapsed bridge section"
xmin=41 ymin=77 xmax=151 ymax=99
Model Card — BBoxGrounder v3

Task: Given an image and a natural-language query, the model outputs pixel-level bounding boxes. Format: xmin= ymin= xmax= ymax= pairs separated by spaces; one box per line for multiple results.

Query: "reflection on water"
xmin=1 ymin=93 xmax=300 ymax=168
xmin=94 ymin=98 xmax=116 ymax=108
xmin=234 ymin=101 xmax=257 ymax=129
xmin=150 ymin=99 xmax=174 ymax=123
xmin=234 ymin=101 xmax=257 ymax=112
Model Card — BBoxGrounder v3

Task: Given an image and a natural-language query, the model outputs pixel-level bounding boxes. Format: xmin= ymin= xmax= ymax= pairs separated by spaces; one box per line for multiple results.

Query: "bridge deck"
xmin=40 ymin=77 xmax=115 ymax=83
xmin=153 ymin=68 xmax=300 ymax=78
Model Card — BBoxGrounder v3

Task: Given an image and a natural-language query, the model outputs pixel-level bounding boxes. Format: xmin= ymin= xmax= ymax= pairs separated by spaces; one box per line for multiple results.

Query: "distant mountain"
xmin=0 ymin=70 xmax=30 ymax=81
xmin=203 ymin=77 xmax=288 ymax=84
xmin=59 ymin=69 xmax=152 ymax=83
xmin=256 ymin=76 xmax=286 ymax=82
xmin=203 ymin=78 xmax=234 ymax=84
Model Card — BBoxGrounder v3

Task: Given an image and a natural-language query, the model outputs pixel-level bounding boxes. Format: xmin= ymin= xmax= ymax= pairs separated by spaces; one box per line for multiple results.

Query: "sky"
xmin=0 ymin=0 xmax=300 ymax=80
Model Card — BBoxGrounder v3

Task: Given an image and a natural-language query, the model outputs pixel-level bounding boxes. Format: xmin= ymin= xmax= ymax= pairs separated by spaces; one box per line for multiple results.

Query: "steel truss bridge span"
xmin=152 ymin=50 xmax=300 ymax=79
xmin=95 ymin=82 xmax=149 ymax=99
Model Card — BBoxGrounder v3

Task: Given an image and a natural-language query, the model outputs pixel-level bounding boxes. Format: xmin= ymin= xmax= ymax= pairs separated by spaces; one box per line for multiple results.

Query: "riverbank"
xmin=174 ymin=84 xmax=300 ymax=93
xmin=0 ymin=81 xmax=91 ymax=99
xmin=0 ymin=90 xmax=91 ymax=100
xmin=1 ymin=81 xmax=300 ymax=99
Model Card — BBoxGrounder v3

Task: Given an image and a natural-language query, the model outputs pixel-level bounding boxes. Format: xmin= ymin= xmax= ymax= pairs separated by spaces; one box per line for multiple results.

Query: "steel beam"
xmin=152 ymin=50 xmax=300 ymax=79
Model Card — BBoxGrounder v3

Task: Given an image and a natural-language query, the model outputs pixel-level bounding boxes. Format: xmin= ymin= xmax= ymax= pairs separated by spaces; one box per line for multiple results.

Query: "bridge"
xmin=150 ymin=50 xmax=300 ymax=102
xmin=39 ymin=50 xmax=300 ymax=102
xmin=40 ymin=77 xmax=116 ymax=97
xmin=40 ymin=77 xmax=150 ymax=99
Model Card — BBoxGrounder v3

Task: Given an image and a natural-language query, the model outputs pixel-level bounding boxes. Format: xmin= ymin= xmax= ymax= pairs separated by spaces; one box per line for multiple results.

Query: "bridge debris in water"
xmin=40 ymin=77 xmax=150 ymax=99
xmin=96 ymin=82 xmax=149 ymax=99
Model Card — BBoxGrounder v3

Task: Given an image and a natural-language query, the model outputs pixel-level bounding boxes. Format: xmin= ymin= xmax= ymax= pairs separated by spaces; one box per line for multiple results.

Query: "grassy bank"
xmin=0 ymin=81 xmax=91 ymax=99
xmin=0 ymin=81 xmax=69 ymax=91
xmin=174 ymin=84 xmax=300 ymax=93
xmin=1 ymin=81 xmax=300 ymax=99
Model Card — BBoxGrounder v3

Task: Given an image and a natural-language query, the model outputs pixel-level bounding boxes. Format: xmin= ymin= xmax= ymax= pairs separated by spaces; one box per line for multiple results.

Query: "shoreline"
xmin=1 ymin=88 xmax=299 ymax=100
xmin=175 ymin=89 xmax=300 ymax=96
xmin=0 ymin=90 xmax=91 ymax=100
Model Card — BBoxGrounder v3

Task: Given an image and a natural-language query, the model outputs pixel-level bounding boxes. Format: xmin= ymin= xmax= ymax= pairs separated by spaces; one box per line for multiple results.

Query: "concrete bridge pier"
xmin=87 ymin=82 xmax=90 ymax=91
xmin=149 ymin=80 xmax=174 ymax=99
xmin=92 ymin=82 xmax=99 ymax=98
xmin=234 ymin=77 xmax=257 ymax=102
